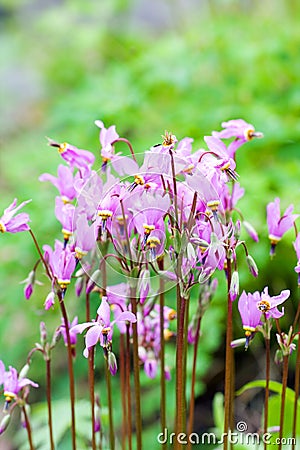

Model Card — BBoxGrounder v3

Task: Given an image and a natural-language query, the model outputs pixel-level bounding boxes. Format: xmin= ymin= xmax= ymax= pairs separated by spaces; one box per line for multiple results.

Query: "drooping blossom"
xmin=0 ymin=199 xmax=31 ymax=233
xmin=55 ymin=197 xmax=77 ymax=242
xmin=39 ymin=164 xmax=78 ymax=203
xmin=48 ymin=138 xmax=95 ymax=178
xmin=74 ymin=213 xmax=96 ymax=259
xmin=70 ymin=296 xmax=136 ymax=359
xmin=58 ymin=316 xmax=78 ymax=348
xmin=267 ymin=197 xmax=299 ymax=255
xmin=212 ymin=119 xmax=263 ymax=157
xmin=43 ymin=240 xmax=76 ymax=290
xmin=238 ymin=287 xmax=290 ymax=348
xmin=293 ymin=233 xmax=300 ymax=285
xmin=20 ymin=270 xmax=42 ymax=300
xmin=0 ymin=361 xmax=38 ymax=405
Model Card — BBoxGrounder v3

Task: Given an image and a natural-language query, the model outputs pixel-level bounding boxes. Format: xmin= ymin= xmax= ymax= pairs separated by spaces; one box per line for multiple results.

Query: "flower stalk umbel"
xmin=2 ymin=117 xmax=299 ymax=449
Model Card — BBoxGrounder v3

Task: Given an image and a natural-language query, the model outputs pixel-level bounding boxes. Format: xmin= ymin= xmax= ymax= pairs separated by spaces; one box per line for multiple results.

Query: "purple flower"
xmin=267 ymin=197 xmax=299 ymax=255
xmin=44 ymin=291 xmax=55 ymax=310
xmin=238 ymin=287 xmax=290 ymax=348
xmin=59 ymin=317 xmax=78 ymax=347
xmin=43 ymin=240 xmax=76 ymax=290
xmin=0 ymin=361 xmax=38 ymax=404
xmin=20 ymin=270 xmax=42 ymax=300
xmin=74 ymin=213 xmax=96 ymax=259
xmin=212 ymin=119 xmax=263 ymax=157
xmin=70 ymin=296 xmax=136 ymax=358
xmin=39 ymin=164 xmax=78 ymax=203
xmin=293 ymin=233 xmax=300 ymax=284
xmin=48 ymin=138 xmax=95 ymax=178
xmin=0 ymin=199 xmax=31 ymax=233
xmin=55 ymin=197 xmax=77 ymax=241
xmin=95 ymin=120 xmax=119 ymax=170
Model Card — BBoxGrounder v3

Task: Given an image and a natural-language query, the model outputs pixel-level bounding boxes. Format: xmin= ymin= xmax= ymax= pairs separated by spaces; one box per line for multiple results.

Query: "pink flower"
xmin=267 ymin=197 xmax=299 ymax=255
xmin=43 ymin=240 xmax=76 ymax=290
xmin=0 ymin=361 xmax=38 ymax=404
xmin=212 ymin=119 xmax=263 ymax=157
xmin=238 ymin=287 xmax=290 ymax=348
xmin=71 ymin=296 xmax=136 ymax=358
xmin=48 ymin=138 xmax=95 ymax=178
xmin=0 ymin=199 xmax=31 ymax=233
xmin=39 ymin=164 xmax=78 ymax=203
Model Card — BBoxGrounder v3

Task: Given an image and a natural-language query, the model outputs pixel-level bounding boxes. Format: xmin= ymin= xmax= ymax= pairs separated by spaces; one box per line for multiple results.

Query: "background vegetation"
xmin=1 ymin=0 xmax=300 ymax=448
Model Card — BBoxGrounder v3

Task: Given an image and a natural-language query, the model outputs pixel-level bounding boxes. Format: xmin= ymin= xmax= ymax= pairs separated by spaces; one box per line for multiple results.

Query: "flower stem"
xmin=187 ymin=314 xmax=202 ymax=450
xmin=88 ymin=348 xmax=96 ymax=450
xmin=46 ymin=358 xmax=55 ymax=450
xmin=175 ymin=286 xmax=187 ymax=450
xmin=22 ymin=405 xmax=35 ymax=450
xmin=105 ymin=360 xmax=115 ymax=450
xmin=278 ymin=354 xmax=289 ymax=450
xmin=264 ymin=337 xmax=270 ymax=450
xmin=119 ymin=334 xmax=127 ymax=450
xmin=158 ymin=259 xmax=166 ymax=448
xmin=292 ymin=336 xmax=300 ymax=449
xmin=130 ymin=289 xmax=142 ymax=449
xmin=126 ymin=324 xmax=133 ymax=450
xmin=223 ymin=258 xmax=233 ymax=450
xmin=58 ymin=294 xmax=76 ymax=450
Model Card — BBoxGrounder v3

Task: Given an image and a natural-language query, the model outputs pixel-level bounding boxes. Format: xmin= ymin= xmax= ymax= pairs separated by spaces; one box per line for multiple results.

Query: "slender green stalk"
xmin=130 ymin=290 xmax=142 ymax=449
xmin=223 ymin=258 xmax=233 ymax=450
xmin=105 ymin=360 xmax=115 ymax=450
xmin=292 ymin=334 xmax=300 ymax=449
xmin=22 ymin=405 xmax=35 ymax=450
xmin=264 ymin=337 xmax=270 ymax=450
xmin=126 ymin=324 xmax=133 ymax=450
xmin=46 ymin=358 xmax=55 ymax=450
xmin=58 ymin=294 xmax=76 ymax=450
xmin=158 ymin=258 xmax=166 ymax=448
xmin=278 ymin=355 xmax=289 ymax=450
xmin=187 ymin=314 xmax=202 ymax=450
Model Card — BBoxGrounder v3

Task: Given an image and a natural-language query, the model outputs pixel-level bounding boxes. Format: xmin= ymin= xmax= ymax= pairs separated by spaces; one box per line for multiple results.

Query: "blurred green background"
xmin=1 ymin=0 xmax=300 ymax=448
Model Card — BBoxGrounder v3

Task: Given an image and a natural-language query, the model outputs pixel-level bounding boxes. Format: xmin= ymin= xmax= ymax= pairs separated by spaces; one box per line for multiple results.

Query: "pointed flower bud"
xmin=243 ymin=221 xmax=259 ymax=242
xmin=108 ymin=351 xmax=117 ymax=376
xmin=246 ymin=255 xmax=259 ymax=277
xmin=229 ymin=271 xmax=239 ymax=301
xmin=0 ymin=414 xmax=11 ymax=435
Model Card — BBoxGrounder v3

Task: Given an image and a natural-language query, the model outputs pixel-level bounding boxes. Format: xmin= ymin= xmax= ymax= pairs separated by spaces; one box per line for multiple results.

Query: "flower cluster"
xmin=4 ymin=117 xmax=300 ymax=446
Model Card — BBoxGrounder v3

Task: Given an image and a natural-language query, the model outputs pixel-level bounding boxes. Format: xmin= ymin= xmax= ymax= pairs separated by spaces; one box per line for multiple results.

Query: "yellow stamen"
xmin=164 ymin=329 xmax=174 ymax=340
xmin=167 ymin=309 xmax=177 ymax=321
xmin=58 ymin=279 xmax=71 ymax=289
xmin=98 ymin=210 xmax=113 ymax=219
xmin=102 ymin=326 xmax=111 ymax=335
xmin=207 ymin=200 xmax=220 ymax=212
xmin=62 ymin=229 xmax=72 ymax=240
xmin=147 ymin=236 xmax=161 ymax=248
xmin=257 ymin=299 xmax=271 ymax=313
xmin=162 ymin=131 xmax=176 ymax=147
xmin=268 ymin=234 xmax=281 ymax=245
xmin=134 ymin=174 xmax=145 ymax=185
xmin=244 ymin=127 xmax=255 ymax=141
xmin=58 ymin=142 xmax=68 ymax=154
xmin=75 ymin=247 xmax=87 ymax=259
xmin=4 ymin=391 xmax=16 ymax=402
xmin=243 ymin=326 xmax=256 ymax=336
xmin=143 ymin=224 xmax=155 ymax=234
xmin=0 ymin=221 xmax=6 ymax=233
